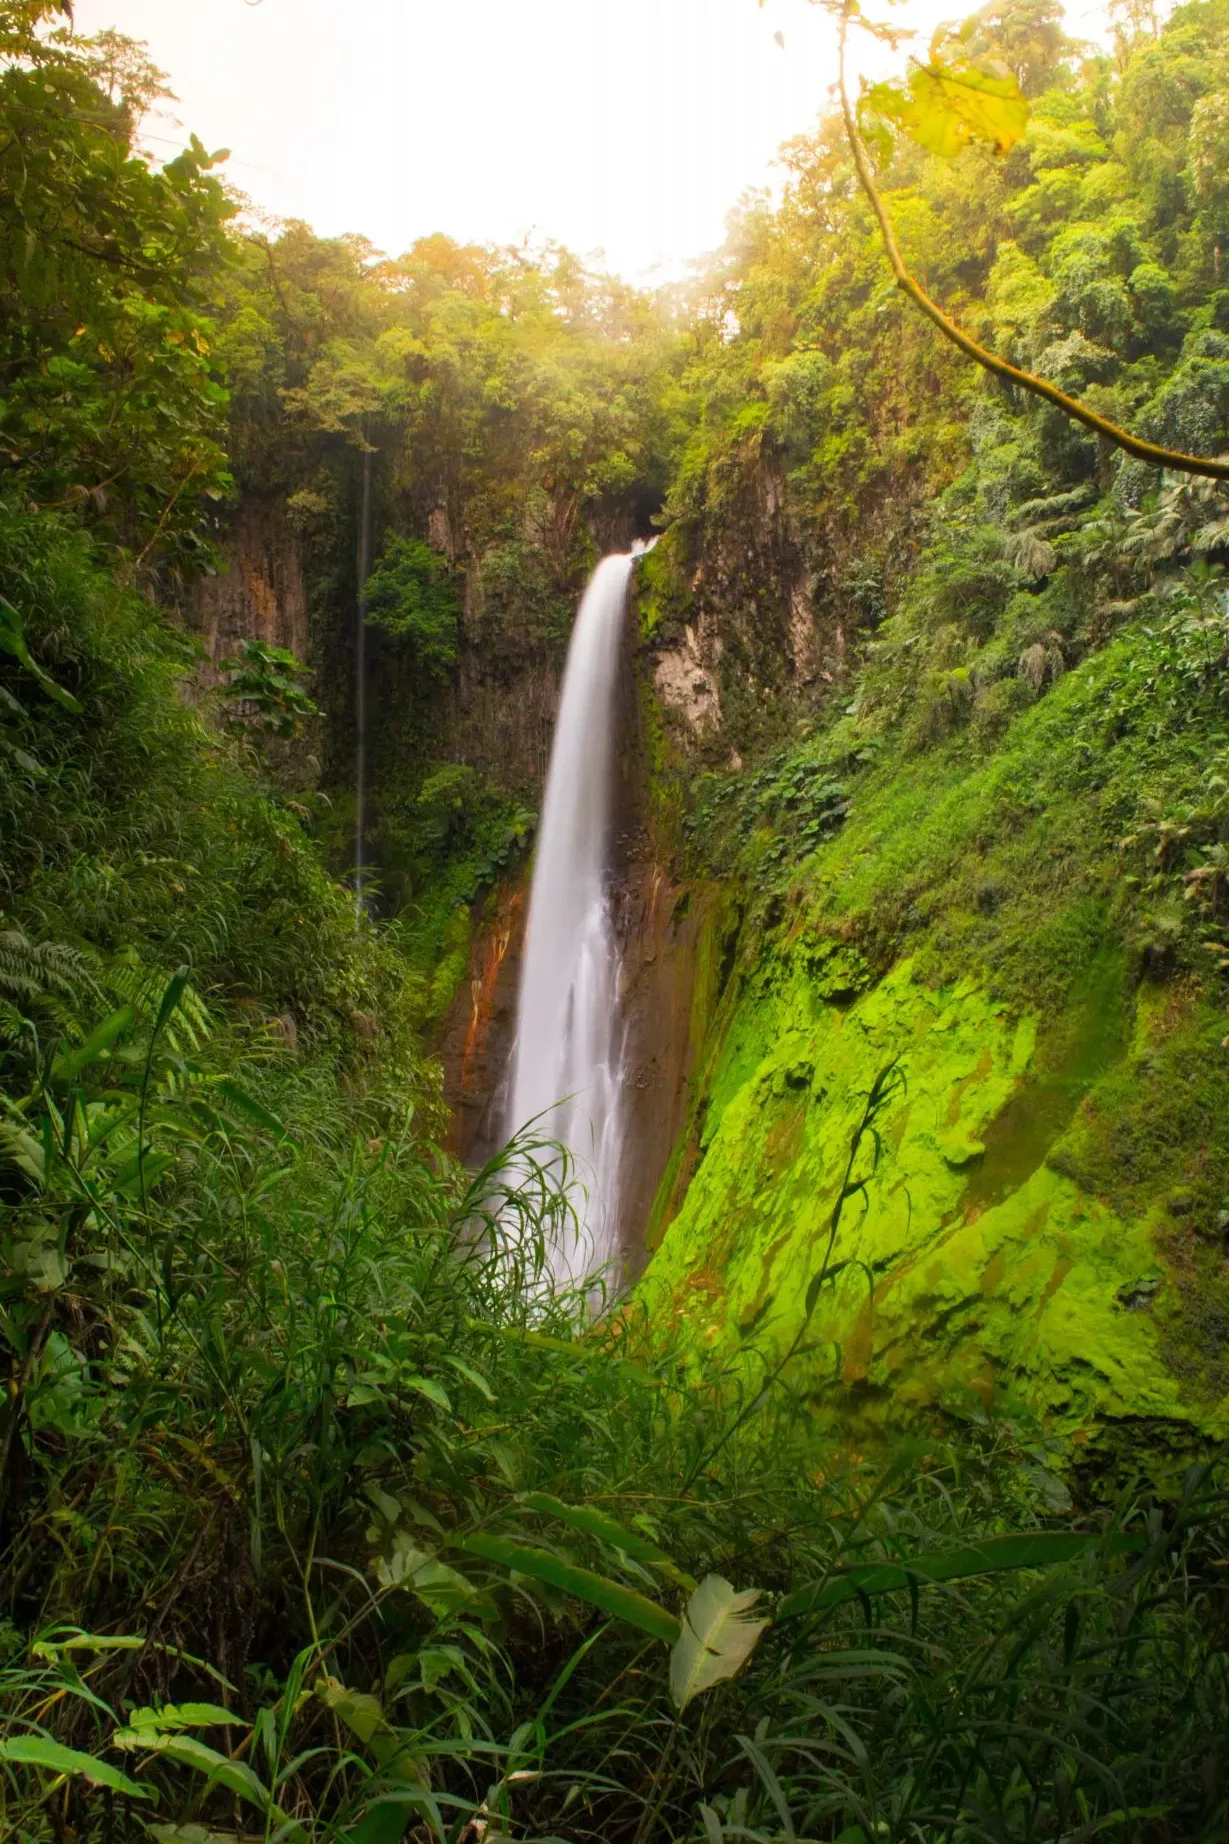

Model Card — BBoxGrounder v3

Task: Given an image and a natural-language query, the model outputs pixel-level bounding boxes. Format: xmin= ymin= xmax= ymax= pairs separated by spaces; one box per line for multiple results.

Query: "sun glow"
xmin=69 ymin=0 xmax=912 ymax=279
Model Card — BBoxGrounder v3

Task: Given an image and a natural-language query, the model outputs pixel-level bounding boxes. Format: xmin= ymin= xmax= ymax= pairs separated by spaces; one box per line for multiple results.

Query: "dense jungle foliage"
xmin=2 ymin=0 xmax=1229 ymax=1840
xmin=627 ymin=0 xmax=1229 ymax=1458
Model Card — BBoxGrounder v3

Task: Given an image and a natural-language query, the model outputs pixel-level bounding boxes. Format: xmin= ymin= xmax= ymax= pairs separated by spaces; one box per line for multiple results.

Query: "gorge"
xmin=3 ymin=0 xmax=1229 ymax=1834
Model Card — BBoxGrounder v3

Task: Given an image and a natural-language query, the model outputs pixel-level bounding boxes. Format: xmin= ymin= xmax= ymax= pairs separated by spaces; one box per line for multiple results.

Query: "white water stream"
xmin=507 ymin=551 xmax=637 ymax=1289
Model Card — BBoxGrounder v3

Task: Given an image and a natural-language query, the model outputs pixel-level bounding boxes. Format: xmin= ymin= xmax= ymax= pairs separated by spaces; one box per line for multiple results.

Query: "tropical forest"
xmin=2 ymin=0 xmax=1229 ymax=1835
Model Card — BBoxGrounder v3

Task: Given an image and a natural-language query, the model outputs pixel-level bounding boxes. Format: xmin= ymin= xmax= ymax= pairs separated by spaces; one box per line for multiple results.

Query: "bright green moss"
xmin=634 ymin=527 xmax=692 ymax=645
xmin=640 ymin=956 xmax=1229 ymax=1442
xmin=426 ymin=899 xmax=473 ymax=1022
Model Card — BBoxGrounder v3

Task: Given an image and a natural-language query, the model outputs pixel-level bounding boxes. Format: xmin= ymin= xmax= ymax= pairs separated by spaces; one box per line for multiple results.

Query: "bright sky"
xmin=71 ymin=0 xmax=1108 ymax=283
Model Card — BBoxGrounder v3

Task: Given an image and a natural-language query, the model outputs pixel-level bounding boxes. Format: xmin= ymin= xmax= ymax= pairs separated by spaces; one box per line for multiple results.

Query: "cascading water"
xmin=354 ymin=447 xmax=373 ymax=919
xmin=507 ymin=551 xmax=636 ymax=1290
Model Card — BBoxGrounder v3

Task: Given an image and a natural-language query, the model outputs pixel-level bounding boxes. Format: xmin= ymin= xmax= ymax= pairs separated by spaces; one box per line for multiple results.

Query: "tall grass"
xmin=1 ymin=977 xmax=1226 ymax=1843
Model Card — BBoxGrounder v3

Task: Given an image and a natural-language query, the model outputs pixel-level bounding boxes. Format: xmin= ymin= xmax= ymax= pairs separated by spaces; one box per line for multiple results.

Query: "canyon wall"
xmin=187 ymin=498 xmax=311 ymax=690
xmin=191 ymin=480 xmax=1229 ymax=1460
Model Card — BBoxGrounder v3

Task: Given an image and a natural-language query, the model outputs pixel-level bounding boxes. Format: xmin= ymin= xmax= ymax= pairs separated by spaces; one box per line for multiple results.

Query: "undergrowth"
xmin=1 ymin=1020 xmax=1226 ymax=1844
xmin=2 ymin=498 xmax=1227 ymax=1842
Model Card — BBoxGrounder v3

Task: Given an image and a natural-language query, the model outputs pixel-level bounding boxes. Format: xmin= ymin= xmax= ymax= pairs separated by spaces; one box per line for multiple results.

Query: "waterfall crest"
xmin=507 ymin=551 xmax=634 ymax=1289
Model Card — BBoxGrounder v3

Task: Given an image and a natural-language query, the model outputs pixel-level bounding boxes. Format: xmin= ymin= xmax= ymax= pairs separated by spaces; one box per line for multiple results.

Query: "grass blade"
xmin=459 ymin=1534 xmax=681 ymax=1642
xmin=777 ymin=1531 xmax=1146 ymax=1620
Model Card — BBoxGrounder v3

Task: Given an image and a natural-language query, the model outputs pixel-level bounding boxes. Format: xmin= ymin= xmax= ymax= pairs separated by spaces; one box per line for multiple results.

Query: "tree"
xmin=362 ymin=537 xmax=460 ymax=680
xmin=777 ymin=0 xmax=1229 ymax=480
xmin=0 ymin=3 xmax=236 ymax=572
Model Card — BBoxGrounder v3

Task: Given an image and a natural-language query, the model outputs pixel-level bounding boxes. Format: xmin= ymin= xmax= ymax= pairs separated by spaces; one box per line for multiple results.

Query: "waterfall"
xmin=354 ymin=448 xmax=373 ymax=919
xmin=507 ymin=551 xmax=635 ymax=1290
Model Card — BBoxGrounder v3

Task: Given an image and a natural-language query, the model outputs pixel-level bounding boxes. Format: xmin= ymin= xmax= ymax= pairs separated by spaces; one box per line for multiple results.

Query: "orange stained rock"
xmin=460 ymin=888 xmax=524 ymax=1096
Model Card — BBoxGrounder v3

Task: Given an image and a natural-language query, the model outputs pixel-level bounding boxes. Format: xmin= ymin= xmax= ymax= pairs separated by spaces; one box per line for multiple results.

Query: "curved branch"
xmin=836 ymin=9 xmax=1229 ymax=483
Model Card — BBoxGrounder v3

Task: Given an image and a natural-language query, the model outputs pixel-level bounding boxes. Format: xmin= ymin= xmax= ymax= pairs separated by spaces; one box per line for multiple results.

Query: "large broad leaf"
xmin=862 ymin=30 xmax=1028 ymax=159
xmin=460 ymin=1534 xmax=680 ymax=1642
xmin=777 ymin=1530 xmax=1146 ymax=1621
xmin=319 ymin=1679 xmax=433 ymax=1844
xmin=403 ymin=1375 xmax=451 ymax=1413
xmin=0 ymin=1735 xmax=150 ymax=1798
xmin=522 ymin=1492 xmax=697 ymax=1589
xmin=317 ymin=1678 xmax=427 ymax=1782
xmin=670 ymin=1575 xmax=770 ymax=1712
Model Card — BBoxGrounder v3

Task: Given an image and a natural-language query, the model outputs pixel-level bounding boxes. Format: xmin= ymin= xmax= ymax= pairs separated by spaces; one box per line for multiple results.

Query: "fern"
xmin=0 ymin=923 xmax=99 ymax=1044
xmin=105 ymin=947 xmax=212 ymax=1055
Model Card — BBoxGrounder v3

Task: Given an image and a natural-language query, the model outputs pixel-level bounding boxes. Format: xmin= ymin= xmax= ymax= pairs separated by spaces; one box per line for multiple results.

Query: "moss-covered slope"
xmin=639 ymin=621 xmax=1229 ymax=1447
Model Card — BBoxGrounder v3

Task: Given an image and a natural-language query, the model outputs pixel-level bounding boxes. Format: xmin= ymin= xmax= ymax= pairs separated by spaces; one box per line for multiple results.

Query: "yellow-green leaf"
xmin=110 ymin=1732 xmax=269 ymax=1811
xmin=123 ymin=1703 xmax=245 ymax=1733
xmin=862 ymin=37 xmax=1028 ymax=159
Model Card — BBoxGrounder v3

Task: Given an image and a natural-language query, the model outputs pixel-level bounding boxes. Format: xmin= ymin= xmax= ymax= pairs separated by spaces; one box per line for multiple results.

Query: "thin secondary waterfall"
xmin=354 ymin=447 xmax=373 ymax=918
xmin=507 ymin=551 xmax=635 ymax=1290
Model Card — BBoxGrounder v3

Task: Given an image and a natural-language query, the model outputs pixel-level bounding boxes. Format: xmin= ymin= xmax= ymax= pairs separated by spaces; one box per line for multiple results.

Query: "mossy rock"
xmin=639 ymin=956 xmax=1229 ymax=1445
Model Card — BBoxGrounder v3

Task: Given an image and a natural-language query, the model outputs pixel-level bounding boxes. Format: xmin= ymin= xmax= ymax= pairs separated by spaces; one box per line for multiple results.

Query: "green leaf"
xmin=111 ymin=1732 xmax=270 ymax=1811
xmin=460 ymin=1533 xmax=680 ymax=1642
xmin=0 ymin=1122 xmax=44 ymax=1182
xmin=10 ymin=1236 xmax=67 ymax=1289
xmin=343 ymin=1790 xmax=444 ymax=1844
xmin=152 ymin=969 xmax=191 ymax=1041
xmin=862 ymin=32 xmax=1028 ymax=160
xmin=374 ymin=1537 xmax=489 ymax=1618
xmin=213 ymin=1080 xmax=293 ymax=1143
xmin=124 ymin=1704 xmax=246 ymax=1734
xmin=317 ymin=1677 xmax=431 ymax=1844
xmin=777 ymin=1531 xmax=1146 ymax=1621
xmin=442 ymin=1354 xmax=495 ymax=1402
xmin=317 ymin=1679 xmax=427 ymax=1781
xmin=109 ymin=1150 xmax=174 ymax=1196
xmin=0 ymin=1735 xmax=150 ymax=1798
xmin=669 ymin=1575 xmax=770 ymax=1711
xmin=404 ymin=1375 xmax=451 ymax=1413
xmin=522 ymin=1492 xmax=697 ymax=1589
xmin=317 ymin=1682 xmax=388 ymax=1750
xmin=50 ymin=1006 xmax=135 ymax=1086
xmin=148 ymin=1828 xmax=244 ymax=1844
xmin=0 ymin=596 xmax=83 ymax=712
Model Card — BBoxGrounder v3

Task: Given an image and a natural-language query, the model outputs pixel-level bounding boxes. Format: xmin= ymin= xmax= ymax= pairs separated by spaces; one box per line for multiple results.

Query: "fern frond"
xmin=0 ymin=925 xmax=100 ymax=1026
xmin=104 ymin=948 xmax=212 ymax=1053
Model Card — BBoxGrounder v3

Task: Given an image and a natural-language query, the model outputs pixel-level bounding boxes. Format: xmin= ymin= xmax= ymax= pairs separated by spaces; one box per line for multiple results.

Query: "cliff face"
xmin=198 ymin=482 xmax=1229 ymax=1457
xmin=436 ymin=874 xmax=526 ymax=1168
xmin=630 ymin=530 xmax=1229 ymax=1453
xmin=188 ymin=498 xmax=311 ymax=690
xmin=185 ymin=488 xmax=580 ymax=794
xmin=638 ymin=455 xmax=927 ymax=772
xmin=440 ymin=653 xmax=560 ymax=800
xmin=639 ymin=933 xmax=1229 ymax=1449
